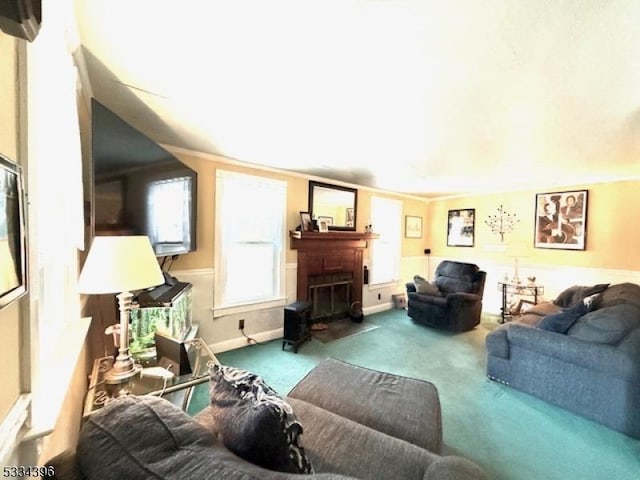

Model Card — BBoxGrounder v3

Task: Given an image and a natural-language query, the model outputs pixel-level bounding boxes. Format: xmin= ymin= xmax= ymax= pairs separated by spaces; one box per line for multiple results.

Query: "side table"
xmin=84 ymin=336 xmax=218 ymax=417
xmin=498 ymin=281 xmax=544 ymax=323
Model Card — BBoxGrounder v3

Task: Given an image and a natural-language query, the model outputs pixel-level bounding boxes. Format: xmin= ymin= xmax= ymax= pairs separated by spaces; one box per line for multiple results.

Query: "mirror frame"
xmin=308 ymin=181 xmax=358 ymax=231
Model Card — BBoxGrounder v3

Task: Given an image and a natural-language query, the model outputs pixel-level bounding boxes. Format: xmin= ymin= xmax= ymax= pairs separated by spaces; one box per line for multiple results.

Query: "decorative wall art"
xmin=447 ymin=209 xmax=475 ymax=247
xmin=405 ymin=215 xmax=423 ymax=238
xmin=534 ymin=190 xmax=587 ymax=250
xmin=485 ymin=204 xmax=519 ymax=242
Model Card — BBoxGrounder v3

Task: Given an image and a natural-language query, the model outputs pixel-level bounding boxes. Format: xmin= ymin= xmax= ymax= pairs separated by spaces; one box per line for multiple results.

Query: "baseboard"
xmin=211 ymin=327 xmax=284 ymax=353
xmin=363 ymin=302 xmax=394 ymax=315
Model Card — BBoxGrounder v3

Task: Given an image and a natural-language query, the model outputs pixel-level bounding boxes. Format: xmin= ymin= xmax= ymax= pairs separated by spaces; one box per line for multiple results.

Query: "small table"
xmin=84 ymin=337 xmax=218 ymax=417
xmin=498 ymin=281 xmax=544 ymax=323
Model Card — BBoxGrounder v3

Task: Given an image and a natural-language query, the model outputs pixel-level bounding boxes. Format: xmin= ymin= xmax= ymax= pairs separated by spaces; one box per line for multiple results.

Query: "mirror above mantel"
xmin=308 ymin=181 xmax=357 ymax=231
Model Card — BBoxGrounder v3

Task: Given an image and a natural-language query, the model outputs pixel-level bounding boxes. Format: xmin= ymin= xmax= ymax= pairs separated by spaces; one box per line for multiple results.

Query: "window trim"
xmin=213 ymin=169 xmax=287 ymax=314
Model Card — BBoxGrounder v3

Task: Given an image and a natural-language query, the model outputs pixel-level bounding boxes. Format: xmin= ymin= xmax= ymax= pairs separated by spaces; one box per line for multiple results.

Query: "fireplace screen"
xmin=308 ymin=272 xmax=353 ymax=320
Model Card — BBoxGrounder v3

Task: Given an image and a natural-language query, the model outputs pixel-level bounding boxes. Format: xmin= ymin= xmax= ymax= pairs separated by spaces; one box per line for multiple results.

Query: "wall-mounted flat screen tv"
xmin=91 ymin=99 xmax=197 ymax=257
xmin=0 ymin=153 xmax=27 ymax=310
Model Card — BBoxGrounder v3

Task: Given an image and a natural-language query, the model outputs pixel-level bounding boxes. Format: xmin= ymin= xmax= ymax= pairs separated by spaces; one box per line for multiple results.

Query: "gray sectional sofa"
xmin=486 ymin=282 xmax=640 ymax=439
xmin=47 ymin=358 xmax=487 ymax=479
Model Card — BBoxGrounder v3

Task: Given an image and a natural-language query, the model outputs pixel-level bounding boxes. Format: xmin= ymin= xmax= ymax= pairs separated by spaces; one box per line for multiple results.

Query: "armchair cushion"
xmin=413 ymin=275 xmax=441 ymax=296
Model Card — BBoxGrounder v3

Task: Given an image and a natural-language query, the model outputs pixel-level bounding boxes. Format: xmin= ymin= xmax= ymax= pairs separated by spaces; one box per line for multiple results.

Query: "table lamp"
xmin=78 ymin=235 xmax=164 ymax=384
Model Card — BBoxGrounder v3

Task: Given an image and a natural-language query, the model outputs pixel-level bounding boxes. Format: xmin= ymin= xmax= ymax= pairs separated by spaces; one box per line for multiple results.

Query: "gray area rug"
xmin=311 ymin=318 xmax=379 ymax=343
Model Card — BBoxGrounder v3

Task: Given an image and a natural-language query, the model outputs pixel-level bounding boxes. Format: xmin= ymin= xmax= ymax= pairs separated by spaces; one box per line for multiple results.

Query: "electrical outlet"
xmin=238 ymin=319 xmax=245 ymax=330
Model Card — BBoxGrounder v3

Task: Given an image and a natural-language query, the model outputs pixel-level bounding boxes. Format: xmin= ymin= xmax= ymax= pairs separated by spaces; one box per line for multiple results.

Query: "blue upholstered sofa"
xmin=486 ymin=282 xmax=640 ymax=439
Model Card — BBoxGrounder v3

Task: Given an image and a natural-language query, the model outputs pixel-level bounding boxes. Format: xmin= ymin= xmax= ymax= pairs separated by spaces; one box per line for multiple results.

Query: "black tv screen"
xmin=91 ymin=99 xmax=197 ymax=256
xmin=0 ymin=153 xmax=27 ymax=310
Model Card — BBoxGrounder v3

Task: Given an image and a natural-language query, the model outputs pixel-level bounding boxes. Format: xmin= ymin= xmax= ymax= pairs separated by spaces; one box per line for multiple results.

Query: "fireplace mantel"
xmin=289 ymin=230 xmax=379 ymax=249
xmin=289 ymin=230 xmax=379 ymax=308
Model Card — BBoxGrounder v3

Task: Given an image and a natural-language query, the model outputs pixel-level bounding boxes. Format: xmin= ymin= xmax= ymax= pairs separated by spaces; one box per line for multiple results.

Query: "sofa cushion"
xmin=288 ymin=358 xmax=443 ymax=453
xmin=538 ymin=300 xmax=590 ymax=334
xmin=568 ymin=304 xmax=640 ymax=345
xmin=413 ymin=275 xmax=441 ymax=296
xmin=207 ymin=364 xmax=313 ymax=474
xmin=553 ymin=283 xmax=609 ymax=308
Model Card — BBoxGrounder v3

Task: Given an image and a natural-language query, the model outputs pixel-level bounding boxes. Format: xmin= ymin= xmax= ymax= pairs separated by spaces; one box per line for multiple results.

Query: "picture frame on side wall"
xmin=405 ymin=215 xmax=423 ymax=238
xmin=447 ymin=209 xmax=475 ymax=247
xmin=534 ymin=190 xmax=587 ymax=250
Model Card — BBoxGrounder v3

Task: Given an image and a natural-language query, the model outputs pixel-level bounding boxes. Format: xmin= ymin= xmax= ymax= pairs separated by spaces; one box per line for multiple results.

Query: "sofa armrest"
xmin=44 ymin=450 xmax=84 ymax=480
xmin=423 ymin=456 xmax=487 ymax=480
xmin=507 ymin=324 xmax=639 ymax=380
xmin=406 ymin=282 xmax=417 ymax=293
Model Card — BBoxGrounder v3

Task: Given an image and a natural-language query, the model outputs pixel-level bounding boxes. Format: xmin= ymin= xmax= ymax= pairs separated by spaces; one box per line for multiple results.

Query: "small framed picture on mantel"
xmin=300 ymin=211 xmax=313 ymax=232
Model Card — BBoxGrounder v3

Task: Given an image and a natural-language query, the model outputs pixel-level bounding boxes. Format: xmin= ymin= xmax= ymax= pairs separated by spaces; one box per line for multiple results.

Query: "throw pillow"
xmin=553 ymin=283 xmax=609 ymax=308
xmin=538 ymin=298 xmax=591 ymax=334
xmin=208 ymin=364 xmax=313 ymax=474
xmin=413 ymin=275 xmax=441 ymax=296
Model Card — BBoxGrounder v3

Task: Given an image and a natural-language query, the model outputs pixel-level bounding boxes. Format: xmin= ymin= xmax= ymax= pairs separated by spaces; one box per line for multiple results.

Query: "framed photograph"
xmin=514 ymin=299 xmax=536 ymax=315
xmin=318 ymin=216 xmax=333 ymax=226
xmin=534 ymin=190 xmax=587 ymax=250
xmin=0 ymin=154 xmax=28 ymax=310
xmin=299 ymin=211 xmax=313 ymax=232
xmin=345 ymin=207 xmax=355 ymax=227
xmin=447 ymin=209 xmax=475 ymax=247
xmin=405 ymin=215 xmax=422 ymax=238
xmin=318 ymin=219 xmax=330 ymax=232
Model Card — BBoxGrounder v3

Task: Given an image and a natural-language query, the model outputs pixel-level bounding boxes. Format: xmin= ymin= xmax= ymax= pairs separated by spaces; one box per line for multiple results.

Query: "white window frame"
xmin=213 ymin=170 xmax=287 ymax=317
xmin=369 ymin=196 xmax=402 ymax=287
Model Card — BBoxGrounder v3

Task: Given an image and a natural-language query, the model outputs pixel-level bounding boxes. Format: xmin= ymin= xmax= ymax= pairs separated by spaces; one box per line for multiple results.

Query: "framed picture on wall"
xmin=447 ymin=209 xmax=475 ymax=247
xmin=405 ymin=215 xmax=422 ymax=238
xmin=534 ymin=190 xmax=587 ymax=250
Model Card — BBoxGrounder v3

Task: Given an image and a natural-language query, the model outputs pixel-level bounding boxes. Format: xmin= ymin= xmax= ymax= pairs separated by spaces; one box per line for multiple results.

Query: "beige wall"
xmin=428 ymin=180 xmax=640 ymax=271
xmin=167 ymin=151 xmax=431 ymax=272
xmin=0 ymin=32 xmax=24 ymax=423
xmin=161 ymin=148 xmax=640 ymax=283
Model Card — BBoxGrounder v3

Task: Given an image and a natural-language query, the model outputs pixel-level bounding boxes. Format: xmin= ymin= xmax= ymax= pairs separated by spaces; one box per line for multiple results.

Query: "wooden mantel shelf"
xmin=289 ymin=230 xmax=380 ymax=243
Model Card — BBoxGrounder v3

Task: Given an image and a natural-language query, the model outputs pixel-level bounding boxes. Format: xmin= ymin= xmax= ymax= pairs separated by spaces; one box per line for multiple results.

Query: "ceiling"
xmin=73 ymin=1 xmax=640 ymax=199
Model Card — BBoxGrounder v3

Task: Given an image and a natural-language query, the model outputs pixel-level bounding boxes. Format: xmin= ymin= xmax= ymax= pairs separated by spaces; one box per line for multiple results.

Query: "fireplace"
xmin=308 ymin=272 xmax=354 ymax=320
xmin=289 ymin=230 xmax=378 ymax=320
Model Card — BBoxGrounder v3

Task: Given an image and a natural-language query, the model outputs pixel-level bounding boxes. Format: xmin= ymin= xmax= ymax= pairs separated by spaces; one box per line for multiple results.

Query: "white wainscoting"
xmin=174 ymin=258 xmax=640 ymax=351
xmin=172 ymin=264 xmax=297 ymax=353
xmin=425 ymin=256 xmax=640 ymax=315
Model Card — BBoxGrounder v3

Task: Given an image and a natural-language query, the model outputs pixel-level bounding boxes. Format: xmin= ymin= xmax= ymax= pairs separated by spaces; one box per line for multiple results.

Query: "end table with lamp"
xmin=78 ymin=235 xmax=218 ymax=415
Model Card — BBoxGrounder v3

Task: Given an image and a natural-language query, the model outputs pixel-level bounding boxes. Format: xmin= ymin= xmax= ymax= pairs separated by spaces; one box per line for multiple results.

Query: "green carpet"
xmin=189 ymin=310 xmax=640 ymax=480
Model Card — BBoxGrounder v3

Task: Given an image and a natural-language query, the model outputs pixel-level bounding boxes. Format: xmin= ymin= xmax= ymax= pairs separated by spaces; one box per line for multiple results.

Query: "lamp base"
xmin=104 ymin=355 xmax=141 ymax=385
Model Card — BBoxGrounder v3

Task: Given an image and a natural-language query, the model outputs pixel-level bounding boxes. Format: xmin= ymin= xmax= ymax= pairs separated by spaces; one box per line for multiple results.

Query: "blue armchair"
xmin=406 ymin=261 xmax=486 ymax=332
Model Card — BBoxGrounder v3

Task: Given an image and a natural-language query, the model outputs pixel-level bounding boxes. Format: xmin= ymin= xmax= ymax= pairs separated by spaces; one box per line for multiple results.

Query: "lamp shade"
xmin=78 ymin=236 xmax=164 ymax=294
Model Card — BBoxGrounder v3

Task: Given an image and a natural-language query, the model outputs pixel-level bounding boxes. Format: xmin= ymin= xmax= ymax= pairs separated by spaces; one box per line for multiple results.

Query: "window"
xmin=214 ymin=170 xmax=287 ymax=315
xmin=369 ymin=196 xmax=402 ymax=286
xmin=147 ymin=176 xmax=192 ymax=252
